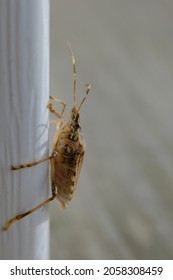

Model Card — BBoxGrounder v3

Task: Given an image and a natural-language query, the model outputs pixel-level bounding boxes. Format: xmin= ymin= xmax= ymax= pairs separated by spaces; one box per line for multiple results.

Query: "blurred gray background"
xmin=49 ymin=0 xmax=173 ymax=259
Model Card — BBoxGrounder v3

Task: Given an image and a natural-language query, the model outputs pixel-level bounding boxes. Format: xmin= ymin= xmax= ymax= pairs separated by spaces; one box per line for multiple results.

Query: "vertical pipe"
xmin=0 ymin=0 xmax=49 ymax=259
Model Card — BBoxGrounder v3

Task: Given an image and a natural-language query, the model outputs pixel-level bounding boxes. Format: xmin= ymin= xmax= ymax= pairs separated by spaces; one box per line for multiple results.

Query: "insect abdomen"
xmin=51 ymin=137 xmax=85 ymax=207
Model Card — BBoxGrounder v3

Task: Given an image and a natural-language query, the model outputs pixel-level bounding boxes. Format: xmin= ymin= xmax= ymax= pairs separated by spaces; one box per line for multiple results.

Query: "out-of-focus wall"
xmin=50 ymin=0 xmax=173 ymax=259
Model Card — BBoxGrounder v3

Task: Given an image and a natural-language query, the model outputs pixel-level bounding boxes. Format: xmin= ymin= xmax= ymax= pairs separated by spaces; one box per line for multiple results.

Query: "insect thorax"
xmin=53 ymin=123 xmax=85 ymax=167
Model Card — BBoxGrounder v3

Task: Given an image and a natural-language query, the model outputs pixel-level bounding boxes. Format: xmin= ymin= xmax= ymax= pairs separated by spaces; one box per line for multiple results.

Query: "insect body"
xmin=50 ymin=98 xmax=87 ymax=208
xmin=2 ymin=44 xmax=91 ymax=231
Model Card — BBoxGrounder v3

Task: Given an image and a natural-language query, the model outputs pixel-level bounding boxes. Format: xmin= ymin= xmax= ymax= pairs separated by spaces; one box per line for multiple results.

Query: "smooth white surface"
xmin=0 ymin=0 xmax=49 ymax=259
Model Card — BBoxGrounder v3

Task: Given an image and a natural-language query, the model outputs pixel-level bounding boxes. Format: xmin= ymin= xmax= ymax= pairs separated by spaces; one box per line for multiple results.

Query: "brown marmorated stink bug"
xmin=2 ymin=43 xmax=91 ymax=231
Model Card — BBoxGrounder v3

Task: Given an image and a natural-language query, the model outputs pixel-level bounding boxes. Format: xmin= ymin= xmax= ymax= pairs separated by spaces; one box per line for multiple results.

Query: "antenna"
xmin=67 ymin=42 xmax=77 ymax=108
xmin=77 ymin=84 xmax=91 ymax=112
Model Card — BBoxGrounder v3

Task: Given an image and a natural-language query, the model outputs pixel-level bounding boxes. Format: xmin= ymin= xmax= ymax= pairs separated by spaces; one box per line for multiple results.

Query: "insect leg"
xmin=48 ymin=96 xmax=66 ymax=121
xmin=11 ymin=155 xmax=54 ymax=170
xmin=49 ymin=95 xmax=66 ymax=117
xmin=2 ymin=195 xmax=56 ymax=231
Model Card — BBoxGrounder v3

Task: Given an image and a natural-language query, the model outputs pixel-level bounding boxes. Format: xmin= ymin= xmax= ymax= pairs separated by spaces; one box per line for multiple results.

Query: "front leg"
xmin=48 ymin=95 xmax=66 ymax=119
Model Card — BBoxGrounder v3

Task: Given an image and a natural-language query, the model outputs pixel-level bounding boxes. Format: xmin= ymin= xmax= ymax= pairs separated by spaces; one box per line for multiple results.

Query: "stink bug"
xmin=2 ymin=44 xmax=91 ymax=231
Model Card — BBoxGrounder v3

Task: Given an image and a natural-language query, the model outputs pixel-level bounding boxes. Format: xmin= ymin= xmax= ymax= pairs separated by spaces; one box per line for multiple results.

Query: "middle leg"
xmin=11 ymin=154 xmax=54 ymax=170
